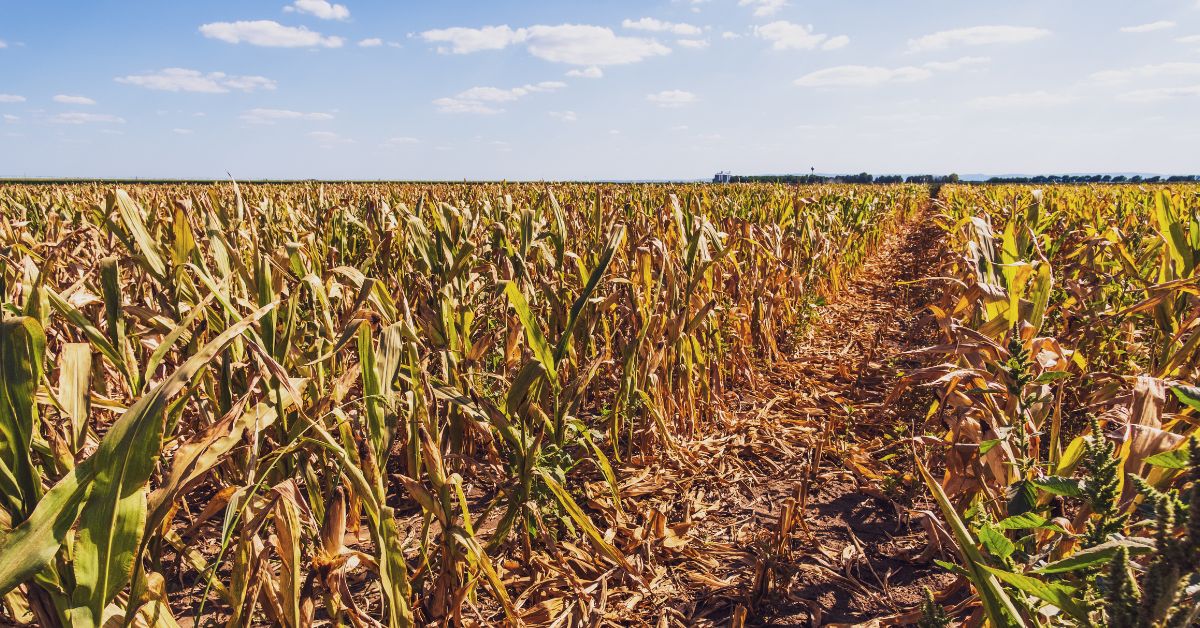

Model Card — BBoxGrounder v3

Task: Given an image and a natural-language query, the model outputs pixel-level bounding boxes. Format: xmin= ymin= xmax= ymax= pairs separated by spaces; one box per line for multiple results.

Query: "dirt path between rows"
xmin=625 ymin=201 xmax=953 ymax=626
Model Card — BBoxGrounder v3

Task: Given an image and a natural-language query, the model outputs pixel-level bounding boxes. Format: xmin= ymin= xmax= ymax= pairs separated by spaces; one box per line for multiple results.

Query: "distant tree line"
xmin=725 ymin=173 xmax=960 ymax=184
xmin=982 ymin=174 xmax=1198 ymax=184
xmin=719 ymin=173 xmax=1198 ymax=185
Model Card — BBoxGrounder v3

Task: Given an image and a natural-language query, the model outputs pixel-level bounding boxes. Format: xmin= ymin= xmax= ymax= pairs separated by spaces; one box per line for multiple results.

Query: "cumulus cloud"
xmin=754 ymin=21 xmax=847 ymax=51
xmin=822 ymin=35 xmax=849 ymax=50
xmin=240 ymin=108 xmax=335 ymax=124
xmin=1120 ymin=21 xmax=1175 ymax=33
xmin=907 ymin=25 xmax=1050 ymax=52
xmin=524 ymin=25 xmax=670 ymax=65
xmin=116 ymin=68 xmax=276 ymax=93
xmin=50 ymin=112 xmax=126 ymax=124
xmin=549 ymin=110 xmax=578 ymax=122
xmin=677 ymin=38 xmax=709 ymax=49
xmin=1118 ymin=84 xmax=1200 ymax=103
xmin=622 ymin=18 xmax=701 ymax=36
xmin=566 ymin=66 xmax=603 ymax=78
xmin=795 ymin=65 xmax=931 ymax=87
xmin=969 ymin=90 xmax=1075 ymax=109
xmin=420 ymin=25 xmax=527 ymax=54
xmin=922 ymin=56 xmax=990 ymax=71
xmin=722 ymin=31 xmax=742 ymax=40
xmin=200 ymin=20 xmax=344 ymax=48
xmin=434 ymin=81 xmax=566 ymax=114
xmin=1091 ymin=62 xmax=1200 ymax=84
xmin=647 ymin=89 xmax=697 ymax=107
xmin=432 ymin=98 xmax=501 ymax=115
xmin=739 ymin=0 xmax=788 ymax=17
xmin=0 ymin=94 xmax=27 ymax=103
xmin=284 ymin=0 xmax=350 ymax=21
xmin=3 ymin=114 xmax=18 ymax=122
xmin=419 ymin=23 xmax=670 ymax=66
xmin=1177 ymin=34 xmax=1200 ymax=44
xmin=172 ymin=128 xmax=193 ymax=135
xmin=358 ymin=38 xmax=383 ymax=47
xmin=53 ymin=94 xmax=96 ymax=105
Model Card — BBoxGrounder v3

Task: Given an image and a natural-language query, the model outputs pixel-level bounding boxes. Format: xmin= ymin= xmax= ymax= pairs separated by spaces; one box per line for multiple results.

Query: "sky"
xmin=1 ymin=0 xmax=1199 ymax=180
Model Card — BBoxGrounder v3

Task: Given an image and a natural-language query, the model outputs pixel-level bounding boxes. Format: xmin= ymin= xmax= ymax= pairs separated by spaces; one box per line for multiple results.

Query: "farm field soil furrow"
xmin=605 ymin=200 xmax=957 ymax=625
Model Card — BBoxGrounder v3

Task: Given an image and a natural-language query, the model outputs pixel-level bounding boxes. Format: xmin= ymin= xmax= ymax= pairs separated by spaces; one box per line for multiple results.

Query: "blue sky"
xmin=1 ymin=0 xmax=1199 ymax=179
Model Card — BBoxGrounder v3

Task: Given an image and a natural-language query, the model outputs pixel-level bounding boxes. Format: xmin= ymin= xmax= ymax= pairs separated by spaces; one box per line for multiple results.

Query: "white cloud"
xmin=200 ymin=20 xmax=344 ymax=48
xmin=53 ymin=94 xmax=97 ymax=105
xmin=923 ymin=56 xmax=990 ymax=71
xmin=284 ymin=0 xmax=350 ymax=21
xmin=795 ymin=65 xmax=932 ymax=87
xmin=822 ymin=35 xmax=849 ymax=50
xmin=50 ymin=112 xmax=126 ymax=124
xmin=907 ymin=25 xmax=1050 ymax=53
xmin=969 ymin=90 xmax=1074 ymax=109
xmin=116 ymin=68 xmax=276 ymax=93
xmin=622 ymin=18 xmax=701 ymax=36
xmin=1120 ymin=21 xmax=1175 ymax=33
xmin=549 ymin=110 xmax=578 ymax=122
xmin=647 ymin=89 xmax=697 ymax=108
xmin=419 ymin=25 xmax=528 ymax=54
xmin=0 ymin=40 xmax=7 ymax=49
xmin=566 ymin=66 xmax=603 ymax=78
xmin=433 ymin=98 xmax=500 ymax=114
xmin=358 ymin=38 xmax=383 ymax=47
xmin=739 ymin=0 xmax=789 ymax=17
xmin=172 ymin=128 xmax=193 ymax=134
xmin=457 ymin=81 xmax=565 ymax=102
xmin=722 ymin=31 xmax=742 ymax=40
xmin=1091 ymin=62 xmax=1200 ymax=84
xmin=1118 ymin=84 xmax=1200 ymax=103
xmin=419 ymin=24 xmax=670 ymax=66
xmin=3 ymin=114 xmax=18 ymax=123
xmin=0 ymin=94 xmax=26 ymax=103
xmin=523 ymin=25 xmax=671 ymax=65
xmin=754 ymin=21 xmax=846 ymax=51
xmin=240 ymin=108 xmax=335 ymax=123
xmin=434 ymin=81 xmax=565 ymax=114
xmin=677 ymin=38 xmax=709 ymax=49
xmin=1175 ymin=34 xmax=1200 ymax=44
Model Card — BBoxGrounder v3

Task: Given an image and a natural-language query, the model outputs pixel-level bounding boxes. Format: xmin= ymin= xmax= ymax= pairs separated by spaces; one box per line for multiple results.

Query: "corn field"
xmin=900 ymin=184 xmax=1200 ymax=625
xmin=0 ymin=182 xmax=923 ymax=626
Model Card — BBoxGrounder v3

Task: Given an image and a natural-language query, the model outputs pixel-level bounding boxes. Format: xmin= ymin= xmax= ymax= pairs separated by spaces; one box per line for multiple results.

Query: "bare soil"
xmin=610 ymin=204 xmax=958 ymax=626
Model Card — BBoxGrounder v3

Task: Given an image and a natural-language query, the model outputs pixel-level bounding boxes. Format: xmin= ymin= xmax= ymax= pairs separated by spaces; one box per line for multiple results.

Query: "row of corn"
xmin=0 ymin=182 xmax=922 ymax=626
xmin=905 ymin=184 xmax=1200 ymax=626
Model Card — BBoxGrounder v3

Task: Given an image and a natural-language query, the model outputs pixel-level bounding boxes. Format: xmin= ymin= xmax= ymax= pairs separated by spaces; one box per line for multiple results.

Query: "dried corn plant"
xmin=900 ymin=184 xmax=1200 ymax=626
xmin=0 ymin=181 xmax=922 ymax=626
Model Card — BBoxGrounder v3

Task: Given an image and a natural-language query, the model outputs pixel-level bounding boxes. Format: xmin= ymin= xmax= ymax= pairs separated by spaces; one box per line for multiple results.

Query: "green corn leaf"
xmin=0 ymin=317 xmax=47 ymax=518
xmin=502 ymin=281 xmax=556 ymax=383
xmin=17 ymin=304 xmax=273 ymax=621
xmin=554 ymin=223 xmax=625 ymax=362
xmin=111 ymin=190 xmax=168 ymax=280
xmin=914 ymin=453 xmax=1025 ymax=627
